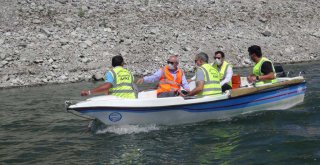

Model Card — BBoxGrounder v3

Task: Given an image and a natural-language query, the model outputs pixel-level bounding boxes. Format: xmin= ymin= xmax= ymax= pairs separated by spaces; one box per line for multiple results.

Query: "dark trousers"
xmin=222 ymin=84 xmax=232 ymax=93
xmin=157 ymin=92 xmax=177 ymax=98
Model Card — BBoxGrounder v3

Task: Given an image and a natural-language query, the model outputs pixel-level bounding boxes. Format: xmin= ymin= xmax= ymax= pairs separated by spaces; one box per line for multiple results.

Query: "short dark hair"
xmin=196 ymin=52 xmax=209 ymax=63
xmin=215 ymin=51 xmax=225 ymax=58
xmin=112 ymin=55 xmax=124 ymax=67
xmin=248 ymin=45 xmax=262 ymax=58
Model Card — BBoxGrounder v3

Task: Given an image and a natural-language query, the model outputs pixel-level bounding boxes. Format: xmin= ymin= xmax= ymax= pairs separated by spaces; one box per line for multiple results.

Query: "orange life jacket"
xmin=157 ymin=66 xmax=183 ymax=94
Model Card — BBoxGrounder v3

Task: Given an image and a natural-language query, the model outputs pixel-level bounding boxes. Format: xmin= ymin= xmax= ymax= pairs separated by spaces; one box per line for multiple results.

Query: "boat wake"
xmin=95 ymin=124 xmax=160 ymax=135
xmin=88 ymin=120 xmax=161 ymax=135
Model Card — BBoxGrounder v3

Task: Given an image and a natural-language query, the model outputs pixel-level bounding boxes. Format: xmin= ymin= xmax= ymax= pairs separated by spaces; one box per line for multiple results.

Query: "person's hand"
xmin=81 ymin=90 xmax=91 ymax=96
xmin=187 ymin=79 xmax=192 ymax=83
xmin=177 ymin=90 xmax=186 ymax=97
xmin=247 ymin=75 xmax=256 ymax=83
xmin=177 ymin=90 xmax=189 ymax=97
xmin=136 ymin=78 xmax=144 ymax=84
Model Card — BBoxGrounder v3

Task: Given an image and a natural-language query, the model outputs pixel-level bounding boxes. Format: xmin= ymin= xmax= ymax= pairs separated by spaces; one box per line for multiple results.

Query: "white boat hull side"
xmin=68 ymin=81 xmax=306 ymax=125
xmin=81 ymin=93 xmax=305 ymax=125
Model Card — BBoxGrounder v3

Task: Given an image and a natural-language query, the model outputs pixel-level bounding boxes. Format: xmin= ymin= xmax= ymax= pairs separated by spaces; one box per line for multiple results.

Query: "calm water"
xmin=1 ymin=61 xmax=320 ymax=164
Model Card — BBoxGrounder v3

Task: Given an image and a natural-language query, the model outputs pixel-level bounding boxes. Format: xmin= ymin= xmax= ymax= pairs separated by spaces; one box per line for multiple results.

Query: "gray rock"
xmin=243 ymin=59 xmax=252 ymax=65
xmin=32 ymin=19 xmax=41 ymax=24
xmin=46 ymin=76 xmax=53 ymax=80
xmin=52 ymin=65 xmax=58 ymax=69
xmin=62 ymin=45 xmax=70 ymax=50
xmin=0 ymin=39 xmax=4 ymax=45
xmin=34 ymin=59 xmax=44 ymax=64
xmin=2 ymin=75 xmax=9 ymax=81
xmin=311 ymin=31 xmax=320 ymax=38
xmin=120 ymin=51 xmax=127 ymax=56
xmin=40 ymin=28 xmax=52 ymax=37
xmin=60 ymin=38 xmax=69 ymax=45
xmin=64 ymin=17 xmax=73 ymax=22
xmin=59 ymin=75 xmax=68 ymax=80
xmin=183 ymin=47 xmax=191 ymax=51
xmin=38 ymin=5 xmax=44 ymax=11
xmin=92 ymin=73 xmax=104 ymax=81
xmin=81 ymin=58 xmax=90 ymax=63
xmin=259 ymin=17 xmax=268 ymax=23
xmin=104 ymin=28 xmax=112 ymax=32
xmin=0 ymin=53 xmax=6 ymax=60
xmin=5 ymin=57 xmax=13 ymax=61
xmin=37 ymin=33 xmax=47 ymax=39
xmin=150 ymin=28 xmax=159 ymax=35
xmin=48 ymin=58 xmax=54 ymax=64
xmin=262 ymin=30 xmax=272 ymax=37
xmin=84 ymin=40 xmax=93 ymax=47
xmin=28 ymin=69 xmax=36 ymax=75
xmin=1 ymin=60 xmax=8 ymax=65
xmin=56 ymin=0 xmax=68 ymax=4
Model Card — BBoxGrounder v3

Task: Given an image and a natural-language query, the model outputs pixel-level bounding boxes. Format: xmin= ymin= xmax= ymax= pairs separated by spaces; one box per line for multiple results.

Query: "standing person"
xmin=247 ymin=45 xmax=277 ymax=85
xmin=212 ymin=51 xmax=233 ymax=92
xmin=183 ymin=52 xmax=221 ymax=97
xmin=81 ymin=55 xmax=136 ymax=99
xmin=136 ymin=55 xmax=190 ymax=98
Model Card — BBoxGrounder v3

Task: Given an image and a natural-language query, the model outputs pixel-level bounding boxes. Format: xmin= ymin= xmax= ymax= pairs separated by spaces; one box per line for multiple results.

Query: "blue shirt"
xmin=105 ymin=71 xmax=114 ymax=85
xmin=143 ymin=68 xmax=190 ymax=90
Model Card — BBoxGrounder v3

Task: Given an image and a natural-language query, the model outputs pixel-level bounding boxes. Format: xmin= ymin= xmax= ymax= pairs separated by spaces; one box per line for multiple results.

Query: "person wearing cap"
xmin=212 ymin=51 xmax=233 ymax=92
xmin=137 ymin=55 xmax=190 ymax=98
xmin=81 ymin=55 xmax=136 ymax=99
xmin=247 ymin=45 xmax=277 ymax=85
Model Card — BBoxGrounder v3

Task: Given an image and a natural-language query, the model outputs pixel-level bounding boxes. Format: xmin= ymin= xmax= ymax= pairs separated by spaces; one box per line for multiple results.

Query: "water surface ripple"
xmin=1 ymin=62 xmax=320 ymax=164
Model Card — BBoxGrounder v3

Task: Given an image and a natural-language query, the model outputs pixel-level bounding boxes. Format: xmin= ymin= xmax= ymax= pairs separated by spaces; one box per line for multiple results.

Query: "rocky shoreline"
xmin=0 ymin=0 xmax=319 ymax=89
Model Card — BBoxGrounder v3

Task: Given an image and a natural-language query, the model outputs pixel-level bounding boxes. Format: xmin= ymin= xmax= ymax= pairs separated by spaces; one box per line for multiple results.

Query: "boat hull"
xmin=70 ymin=82 xmax=306 ymax=125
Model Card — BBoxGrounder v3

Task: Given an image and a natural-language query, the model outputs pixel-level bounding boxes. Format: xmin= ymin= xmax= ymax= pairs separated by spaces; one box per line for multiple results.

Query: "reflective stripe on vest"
xmin=213 ymin=61 xmax=232 ymax=86
xmin=157 ymin=66 xmax=183 ymax=94
xmin=198 ymin=63 xmax=222 ymax=96
xmin=253 ymin=57 xmax=278 ymax=85
xmin=109 ymin=67 xmax=136 ymax=99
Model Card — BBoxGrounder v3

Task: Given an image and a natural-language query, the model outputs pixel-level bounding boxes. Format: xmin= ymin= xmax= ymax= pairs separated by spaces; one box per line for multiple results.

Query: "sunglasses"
xmin=214 ymin=57 xmax=221 ymax=59
xmin=167 ymin=61 xmax=176 ymax=65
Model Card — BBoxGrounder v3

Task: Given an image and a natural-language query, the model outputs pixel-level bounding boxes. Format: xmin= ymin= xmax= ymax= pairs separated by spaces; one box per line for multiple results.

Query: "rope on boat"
xmin=65 ymin=100 xmax=93 ymax=120
xmin=66 ymin=109 xmax=93 ymax=120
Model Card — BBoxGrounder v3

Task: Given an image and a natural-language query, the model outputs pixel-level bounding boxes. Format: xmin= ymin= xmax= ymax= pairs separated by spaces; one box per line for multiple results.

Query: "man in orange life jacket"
xmin=137 ymin=55 xmax=190 ymax=98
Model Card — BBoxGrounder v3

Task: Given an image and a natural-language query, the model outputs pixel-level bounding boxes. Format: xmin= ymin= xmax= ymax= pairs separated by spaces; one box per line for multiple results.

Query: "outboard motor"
xmin=274 ymin=64 xmax=286 ymax=77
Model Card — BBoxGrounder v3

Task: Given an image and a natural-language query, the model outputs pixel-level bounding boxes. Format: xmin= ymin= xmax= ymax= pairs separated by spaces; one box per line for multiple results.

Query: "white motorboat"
xmin=66 ymin=76 xmax=306 ymax=125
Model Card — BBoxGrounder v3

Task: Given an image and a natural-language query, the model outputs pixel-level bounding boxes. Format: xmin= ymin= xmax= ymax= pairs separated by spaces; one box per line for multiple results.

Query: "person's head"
xmin=248 ymin=45 xmax=262 ymax=62
xmin=214 ymin=51 xmax=225 ymax=66
xmin=112 ymin=55 xmax=124 ymax=67
xmin=195 ymin=52 xmax=209 ymax=67
xmin=167 ymin=55 xmax=179 ymax=70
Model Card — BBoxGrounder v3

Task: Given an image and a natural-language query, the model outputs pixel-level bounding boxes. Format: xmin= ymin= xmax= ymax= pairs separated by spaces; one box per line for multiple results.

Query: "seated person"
xmin=81 ymin=55 xmax=136 ymax=99
xmin=246 ymin=45 xmax=277 ymax=85
xmin=137 ymin=55 xmax=189 ymax=98
xmin=182 ymin=52 xmax=221 ymax=97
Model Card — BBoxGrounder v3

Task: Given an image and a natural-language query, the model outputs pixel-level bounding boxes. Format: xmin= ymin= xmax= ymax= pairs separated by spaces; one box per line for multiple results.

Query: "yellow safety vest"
xmin=197 ymin=63 xmax=222 ymax=96
xmin=213 ymin=61 xmax=232 ymax=86
xmin=109 ymin=67 xmax=136 ymax=99
xmin=253 ymin=57 xmax=277 ymax=85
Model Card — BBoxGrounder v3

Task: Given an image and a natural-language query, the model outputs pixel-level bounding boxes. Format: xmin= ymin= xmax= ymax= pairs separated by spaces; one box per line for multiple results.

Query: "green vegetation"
xmin=78 ymin=8 xmax=85 ymax=18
